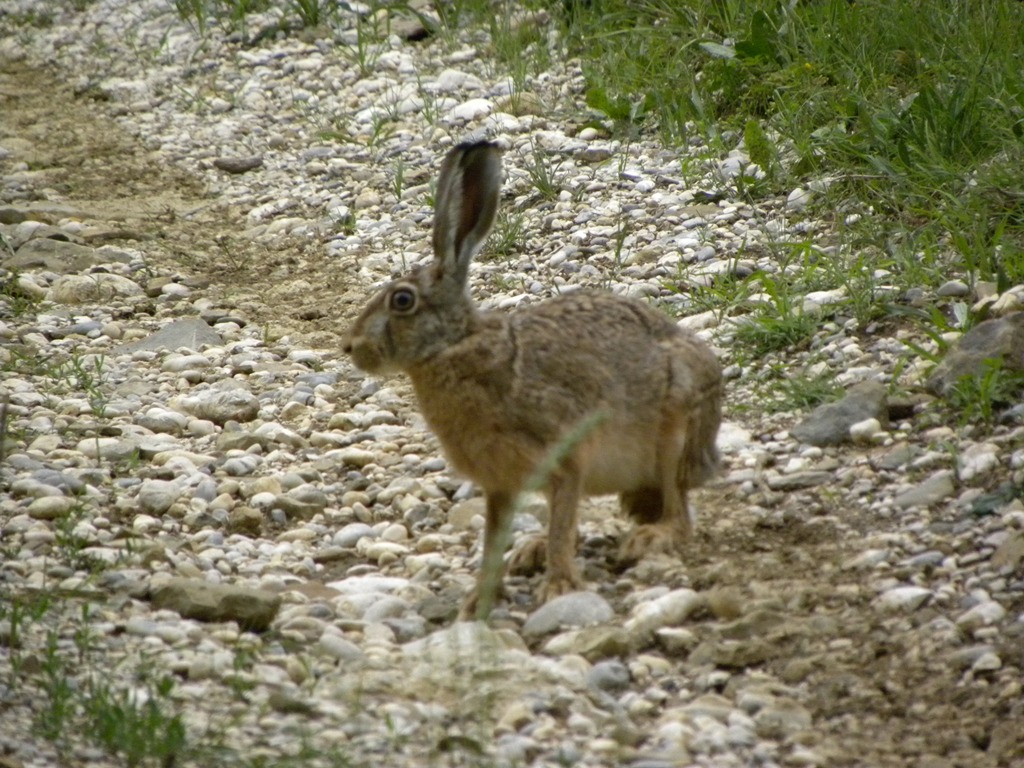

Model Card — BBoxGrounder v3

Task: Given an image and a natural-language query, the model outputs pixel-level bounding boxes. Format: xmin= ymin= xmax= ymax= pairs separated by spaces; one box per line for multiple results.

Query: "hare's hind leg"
xmin=460 ymin=490 xmax=515 ymax=621
xmin=617 ymin=426 xmax=692 ymax=566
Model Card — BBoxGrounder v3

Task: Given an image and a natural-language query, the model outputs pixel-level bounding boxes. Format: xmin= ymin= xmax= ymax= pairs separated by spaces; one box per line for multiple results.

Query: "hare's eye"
xmin=389 ymin=287 xmax=418 ymax=314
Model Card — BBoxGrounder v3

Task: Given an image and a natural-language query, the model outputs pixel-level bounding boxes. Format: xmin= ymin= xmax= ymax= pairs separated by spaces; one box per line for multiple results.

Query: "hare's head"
xmin=343 ymin=141 xmax=502 ymax=374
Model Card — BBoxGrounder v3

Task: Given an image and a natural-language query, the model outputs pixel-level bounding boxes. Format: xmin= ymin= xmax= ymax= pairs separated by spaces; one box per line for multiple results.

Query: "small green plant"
xmin=53 ymin=501 xmax=100 ymax=572
xmin=174 ymin=0 xmax=211 ymax=35
xmin=0 ymin=394 xmax=9 ymax=468
xmin=289 ymin=0 xmax=326 ymax=27
xmin=390 ymin=157 xmax=406 ymax=201
xmin=523 ymin=144 xmax=563 ymax=202
xmin=36 ymin=629 xmax=77 ymax=741
xmin=610 ymin=215 xmax=631 ymax=277
xmin=731 ymin=273 xmax=818 ymax=359
xmin=743 ymin=117 xmax=777 ymax=183
xmin=345 ymin=8 xmax=386 ymax=77
xmin=585 ymin=86 xmax=654 ymax=140
xmin=759 ymin=366 xmax=844 ymax=414
xmin=172 ymin=0 xmax=273 ymax=36
xmin=417 ymin=84 xmax=443 ymax=126
xmin=58 ymin=353 xmax=109 ymax=417
xmin=366 ymin=113 xmax=397 ymax=148
xmin=484 ymin=3 xmax=552 ymax=90
xmin=84 ymin=673 xmax=188 ymax=766
xmin=0 ymin=592 xmax=53 ymax=685
xmin=947 ymin=359 xmax=1024 ymax=427
xmin=0 ymin=268 xmax=42 ymax=317
xmin=485 ymin=209 xmax=526 ymax=263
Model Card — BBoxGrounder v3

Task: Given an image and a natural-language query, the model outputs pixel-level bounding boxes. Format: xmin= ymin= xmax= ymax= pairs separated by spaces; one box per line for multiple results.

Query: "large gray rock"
xmin=926 ymin=312 xmax=1024 ymax=396
xmin=790 ymin=381 xmax=889 ymax=447
xmin=6 ymin=237 xmax=126 ymax=272
xmin=46 ymin=273 xmax=143 ymax=304
xmin=116 ymin=317 xmax=223 ymax=354
xmin=149 ymin=577 xmax=281 ymax=631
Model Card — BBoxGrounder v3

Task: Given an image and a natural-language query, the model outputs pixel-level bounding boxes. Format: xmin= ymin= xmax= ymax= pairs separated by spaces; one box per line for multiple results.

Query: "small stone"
xmin=587 ymin=660 xmax=630 ymax=693
xmin=27 ymin=496 xmax=75 ymax=520
xmin=228 ymin=506 xmax=262 ymax=535
xmin=176 ymin=384 xmax=260 ymax=425
xmin=765 ymin=471 xmax=833 ymax=490
xmin=149 ymin=578 xmax=281 ymax=631
xmin=316 ymin=633 xmax=365 ymax=662
xmin=874 ymin=586 xmax=932 ymax=612
xmin=333 ymin=523 xmax=378 ymax=548
xmin=522 ymin=592 xmax=614 ymax=637
xmin=137 ymin=479 xmax=180 ymax=515
xmin=842 ymin=549 xmax=890 ymax=569
xmin=955 ymin=601 xmax=1006 ymax=632
xmin=448 ymin=497 xmax=486 ymax=529
xmin=849 ymin=417 xmax=882 ymax=444
xmin=949 ymin=644 xmax=997 ymax=671
xmin=161 ymin=353 xmax=212 ymax=373
xmin=446 ymin=97 xmax=492 ymax=122
xmin=893 ymin=471 xmax=955 ymax=509
xmin=753 ymin=699 xmax=812 ymax=738
xmin=992 ymin=531 xmax=1024 ymax=570
xmin=214 ymin=155 xmax=264 ymax=173
xmin=338 ymin=448 xmax=376 ymax=467
xmin=542 ymin=626 xmax=632 ymax=660
xmin=971 ymin=651 xmax=1002 ymax=672
xmin=380 ymin=523 xmax=408 ymax=542
xmin=786 ymin=187 xmax=812 ymax=211
xmin=958 ymin=442 xmax=1000 ymax=482
xmin=624 ymin=589 xmax=703 ymax=641
xmin=936 ymin=280 xmax=970 ymax=298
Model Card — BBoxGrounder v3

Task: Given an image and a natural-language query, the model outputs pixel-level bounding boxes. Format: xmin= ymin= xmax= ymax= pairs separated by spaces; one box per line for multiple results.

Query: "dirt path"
xmin=3 ymin=57 xmax=1023 ymax=768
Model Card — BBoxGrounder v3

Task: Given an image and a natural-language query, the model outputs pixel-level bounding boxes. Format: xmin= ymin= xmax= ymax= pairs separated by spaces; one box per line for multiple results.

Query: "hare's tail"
xmin=681 ymin=384 xmax=722 ymax=490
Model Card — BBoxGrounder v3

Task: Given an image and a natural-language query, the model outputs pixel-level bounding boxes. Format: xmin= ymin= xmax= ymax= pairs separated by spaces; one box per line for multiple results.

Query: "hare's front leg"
xmin=538 ymin=471 xmax=585 ymax=602
xmin=459 ymin=490 xmax=515 ymax=621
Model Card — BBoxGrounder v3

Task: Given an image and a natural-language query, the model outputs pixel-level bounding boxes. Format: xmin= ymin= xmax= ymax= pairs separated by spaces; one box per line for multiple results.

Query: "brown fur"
xmin=343 ymin=142 xmax=723 ymax=619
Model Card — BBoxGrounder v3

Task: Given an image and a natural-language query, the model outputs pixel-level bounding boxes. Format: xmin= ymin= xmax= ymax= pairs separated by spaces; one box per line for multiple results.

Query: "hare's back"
xmin=510 ymin=290 xmax=715 ymax=407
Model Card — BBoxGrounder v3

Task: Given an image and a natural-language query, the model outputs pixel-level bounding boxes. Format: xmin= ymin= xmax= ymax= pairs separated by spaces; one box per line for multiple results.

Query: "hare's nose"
xmin=341 ymin=335 xmax=353 ymax=355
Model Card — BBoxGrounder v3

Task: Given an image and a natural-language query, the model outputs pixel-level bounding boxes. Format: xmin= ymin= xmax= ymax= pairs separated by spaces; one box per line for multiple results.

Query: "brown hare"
xmin=343 ymin=141 xmax=723 ymax=619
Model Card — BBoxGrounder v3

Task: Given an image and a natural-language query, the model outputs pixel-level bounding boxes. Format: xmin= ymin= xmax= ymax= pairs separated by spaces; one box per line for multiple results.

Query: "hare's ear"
xmin=431 ymin=141 xmax=502 ymax=290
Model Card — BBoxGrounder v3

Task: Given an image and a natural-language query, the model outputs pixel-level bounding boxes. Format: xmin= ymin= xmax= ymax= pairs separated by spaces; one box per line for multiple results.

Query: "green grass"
xmin=161 ymin=0 xmax=1024 ymax=303
xmin=756 ymin=365 xmax=845 ymax=415
xmin=562 ymin=0 xmax=1024 ymax=259
xmin=485 ymin=209 xmax=527 ymax=263
xmin=0 ymin=268 xmax=42 ymax=317
xmin=522 ymin=142 xmax=565 ymax=202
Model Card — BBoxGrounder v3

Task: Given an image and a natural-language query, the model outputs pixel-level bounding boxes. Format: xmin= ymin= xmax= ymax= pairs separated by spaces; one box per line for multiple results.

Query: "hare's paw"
xmin=537 ymin=570 xmax=585 ymax=604
xmin=508 ymin=535 xmax=547 ymax=576
xmin=617 ymin=522 xmax=688 ymax=568
xmin=458 ymin=580 xmax=509 ymax=621
xmin=457 ymin=590 xmax=481 ymax=622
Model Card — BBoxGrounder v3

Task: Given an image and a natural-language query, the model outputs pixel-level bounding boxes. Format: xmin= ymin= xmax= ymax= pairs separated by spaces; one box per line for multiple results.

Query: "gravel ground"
xmin=1 ymin=2 xmax=1024 ymax=767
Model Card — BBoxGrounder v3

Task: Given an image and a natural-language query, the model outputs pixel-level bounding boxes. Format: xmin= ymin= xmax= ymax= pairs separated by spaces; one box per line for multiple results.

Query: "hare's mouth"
xmin=346 ymin=339 xmax=403 ymax=375
xmin=346 ymin=342 xmax=383 ymax=373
